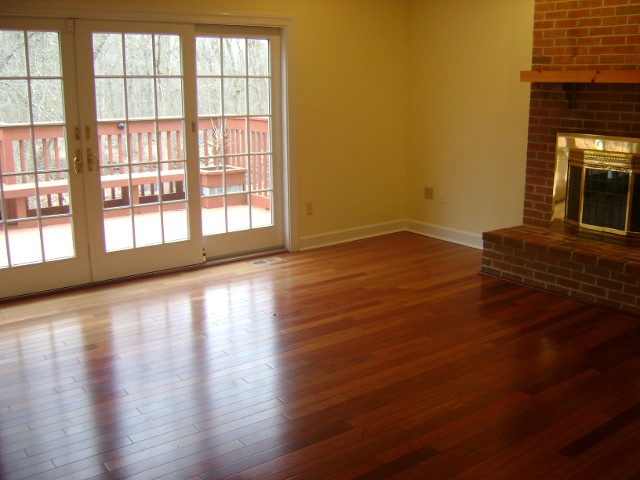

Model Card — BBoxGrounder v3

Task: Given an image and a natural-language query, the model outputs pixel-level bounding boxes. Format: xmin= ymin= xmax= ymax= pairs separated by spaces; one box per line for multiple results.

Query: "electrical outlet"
xmin=424 ymin=187 xmax=434 ymax=200
xmin=306 ymin=202 xmax=313 ymax=215
xmin=439 ymin=190 xmax=447 ymax=204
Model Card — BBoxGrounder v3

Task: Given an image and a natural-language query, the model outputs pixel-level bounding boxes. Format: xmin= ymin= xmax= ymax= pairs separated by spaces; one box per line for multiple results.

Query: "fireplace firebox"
xmin=552 ymin=134 xmax=640 ymax=244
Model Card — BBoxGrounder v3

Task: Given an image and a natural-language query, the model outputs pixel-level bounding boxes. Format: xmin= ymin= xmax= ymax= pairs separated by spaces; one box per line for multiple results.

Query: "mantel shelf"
xmin=520 ymin=70 xmax=640 ymax=84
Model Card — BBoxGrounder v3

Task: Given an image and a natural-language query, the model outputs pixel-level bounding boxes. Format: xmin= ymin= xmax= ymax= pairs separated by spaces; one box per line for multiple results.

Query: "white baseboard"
xmin=405 ymin=220 xmax=483 ymax=249
xmin=298 ymin=220 xmax=407 ymax=250
xmin=298 ymin=219 xmax=483 ymax=251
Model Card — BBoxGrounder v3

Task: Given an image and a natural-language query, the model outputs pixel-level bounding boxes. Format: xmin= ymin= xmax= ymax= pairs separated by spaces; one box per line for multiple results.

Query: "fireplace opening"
xmin=582 ymin=169 xmax=628 ymax=230
xmin=552 ymin=134 xmax=640 ymax=244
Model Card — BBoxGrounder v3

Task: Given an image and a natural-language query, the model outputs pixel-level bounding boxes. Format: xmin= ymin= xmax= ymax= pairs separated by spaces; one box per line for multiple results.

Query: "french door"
xmin=0 ymin=17 xmax=284 ymax=298
xmin=195 ymin=27 xmax=283 ymax=259
xmin=0 ymin=17 xmax=93 ymax=297
xmin=75 ymin=20 xmax=204 ymax=281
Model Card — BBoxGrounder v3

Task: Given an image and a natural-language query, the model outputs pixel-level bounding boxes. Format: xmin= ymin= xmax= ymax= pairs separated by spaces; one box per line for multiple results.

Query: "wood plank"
xmin=1 ymin=233 xmax=640 ymax=479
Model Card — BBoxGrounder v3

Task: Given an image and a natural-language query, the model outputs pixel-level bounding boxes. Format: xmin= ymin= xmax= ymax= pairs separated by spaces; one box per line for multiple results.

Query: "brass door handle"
xmin=73 ymin=150 xmax=83 ymax=174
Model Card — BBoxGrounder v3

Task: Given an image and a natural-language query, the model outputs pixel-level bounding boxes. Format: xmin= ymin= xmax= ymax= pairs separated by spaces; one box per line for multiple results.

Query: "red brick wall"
xmin=482 ymin=225 xmax=640 ymax=315
xmin=523 ymin=0 xmax=640 ymax=228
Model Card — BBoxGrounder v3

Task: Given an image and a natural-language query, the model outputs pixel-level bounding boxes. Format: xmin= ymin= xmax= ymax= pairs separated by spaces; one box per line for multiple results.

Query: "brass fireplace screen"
xmin=552 ymin=133 xmax=640 ymax=240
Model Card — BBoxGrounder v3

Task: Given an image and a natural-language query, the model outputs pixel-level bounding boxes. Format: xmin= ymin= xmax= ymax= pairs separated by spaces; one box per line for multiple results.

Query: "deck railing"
xmin=0 ymin=118 xmax=271 ymax=222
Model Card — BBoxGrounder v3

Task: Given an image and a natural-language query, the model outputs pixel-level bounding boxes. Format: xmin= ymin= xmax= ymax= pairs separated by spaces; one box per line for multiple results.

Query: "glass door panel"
xmin=0 ymin=29 xmax=73 ymax=266
xmin=196 ymin=29 xmax=282 ymax=258
xmin=92 ymin=31 xmax=188 ymax=251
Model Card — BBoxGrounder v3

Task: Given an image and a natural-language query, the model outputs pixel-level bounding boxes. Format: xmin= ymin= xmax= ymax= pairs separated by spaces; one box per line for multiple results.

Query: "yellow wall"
xmin=6 ymin=0 xmax=534 ymax=247
xmin=408 ymin=0 xmax=534 ymax=238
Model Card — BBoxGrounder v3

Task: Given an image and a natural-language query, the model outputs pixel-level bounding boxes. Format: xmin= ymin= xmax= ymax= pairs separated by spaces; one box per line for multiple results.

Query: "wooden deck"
xmin=0 ymin=204 xmax=272 ymax=268
xmin=1 ymin=232 xmax=639 ymax=479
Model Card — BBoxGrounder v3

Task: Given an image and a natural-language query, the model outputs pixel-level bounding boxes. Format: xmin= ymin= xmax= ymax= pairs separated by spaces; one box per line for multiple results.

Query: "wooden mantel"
xmin=520 ymin=70 xmax=640 ymax=84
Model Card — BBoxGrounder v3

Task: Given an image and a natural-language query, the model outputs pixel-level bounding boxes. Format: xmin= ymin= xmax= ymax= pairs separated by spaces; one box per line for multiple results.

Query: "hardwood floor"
xmin=1 ymin=232 xmax=640 ymax=479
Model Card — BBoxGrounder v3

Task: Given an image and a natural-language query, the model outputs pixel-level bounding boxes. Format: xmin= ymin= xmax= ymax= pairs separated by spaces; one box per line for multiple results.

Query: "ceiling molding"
xmin=0 ymin=0 xmax=294 ymax=28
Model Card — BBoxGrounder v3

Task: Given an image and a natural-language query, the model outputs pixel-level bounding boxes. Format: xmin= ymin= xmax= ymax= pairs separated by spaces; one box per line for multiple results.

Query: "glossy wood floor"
xmin=1 ymin=232 xmax=640 ymax=480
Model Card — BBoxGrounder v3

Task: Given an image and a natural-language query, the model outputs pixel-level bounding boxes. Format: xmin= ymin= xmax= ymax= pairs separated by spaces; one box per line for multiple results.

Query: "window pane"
xmin=0 ymin=80 xmax=30 ymax=124
xmin=249 ymin=117 xmax=270 ymax=154
xmin=196 ymin=37 xmax=221 ymax=75
xmin=0 ymin=30 xmax=26 ymax=77
xmin=130 ymin=128 xmax=156 ymax=163
xmin=197 ymin=78 xmax=222 ymax=116
xmin=3 ymin=176 xmax=35 ymax=218
xmin=28 ymin=32 xmax=61 ymax=77
xmin=198 ymin=117 xmax=224 ymax=159
xmin=98 ymin=126 xmax=129 ymax=167
xmin=7 ymin=219 xmax=42 ymax=265
xmin=160 ymin=161 xmax=186 ymax=201
xmin=134 ymin=205 xmax=163 ymax=247
xmin=17 ymin=146 xmax=36 ymax=175
xmin=93 ymin=33 xmax=123 ymax=76
xmin=163 ymin=202 xmax=188 ymax=243
xmin=251 ymin=191 xmax=272 ymax=228
xmin=248 ymin=78 xmax=270 ymax=115
xmin=125 ymin=34 xmax=153 ymax=76
xmin=6 ymin=136 xmax=35 ymax=173
xmin=226 ymin=156 xmax=248 ymax=194
xmin=157 ymin=78 xmax=183 ymax=118
xmin=224 ymin=117 xmax=247 ymax=154
xmin=33 ymin=126 xmax=68 ymax=170
xmin=227 ymin=195 xmax=250 ymax=231
xmin=31 ymin=80 xmax=64 ymax=123
xmin=101 ymin=165 xmax=131 ymax=208
xmin=201 ymin=198 xmax=226 ymax=236
xmin=223 ymin=78 xmax=246 ymax=115
xmin=248 ymin=39 xmax=269 ymax=76
xmin=250 ymin=154 xmax=271 ymax=191
xmin=158 ymin=124 xmax=185 ymax=161
xmin=95 ymin=78 xmax=125 ymax=120
xmin=104 ymin=209 xmax=133 ymax=251
xmin=36 ymin=171 xmax=71 ymax=217
xmin=222 ymin=38 xmax=246 ymax=76
xmin=155 ymin=35 xmax=181 ymax=76
xmin=43 ymin=216 xmax=74 ymax=261
xmin=127 ymin=78 xmax=155 ymax=119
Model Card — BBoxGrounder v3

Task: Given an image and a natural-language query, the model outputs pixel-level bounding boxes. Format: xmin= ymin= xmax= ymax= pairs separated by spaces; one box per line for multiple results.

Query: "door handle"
xmin=73 ymin=150 xmax=83 ymax=174
xmin=87 ymin=148 xmax=97 ymax=172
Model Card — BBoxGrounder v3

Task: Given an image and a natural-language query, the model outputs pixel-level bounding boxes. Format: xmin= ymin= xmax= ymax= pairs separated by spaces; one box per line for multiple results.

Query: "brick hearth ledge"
xmin=481 ymin=225 xmax=640 ymax=316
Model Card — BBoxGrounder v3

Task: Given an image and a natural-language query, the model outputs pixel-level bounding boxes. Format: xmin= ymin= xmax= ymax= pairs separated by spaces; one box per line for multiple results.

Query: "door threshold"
xmin=0 ymin=247 xmax=289 ymax=305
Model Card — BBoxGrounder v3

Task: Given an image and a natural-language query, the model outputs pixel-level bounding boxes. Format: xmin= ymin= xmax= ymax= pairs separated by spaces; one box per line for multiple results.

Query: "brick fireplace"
xmin=481 ymin=0 xmax=640 ymax=315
